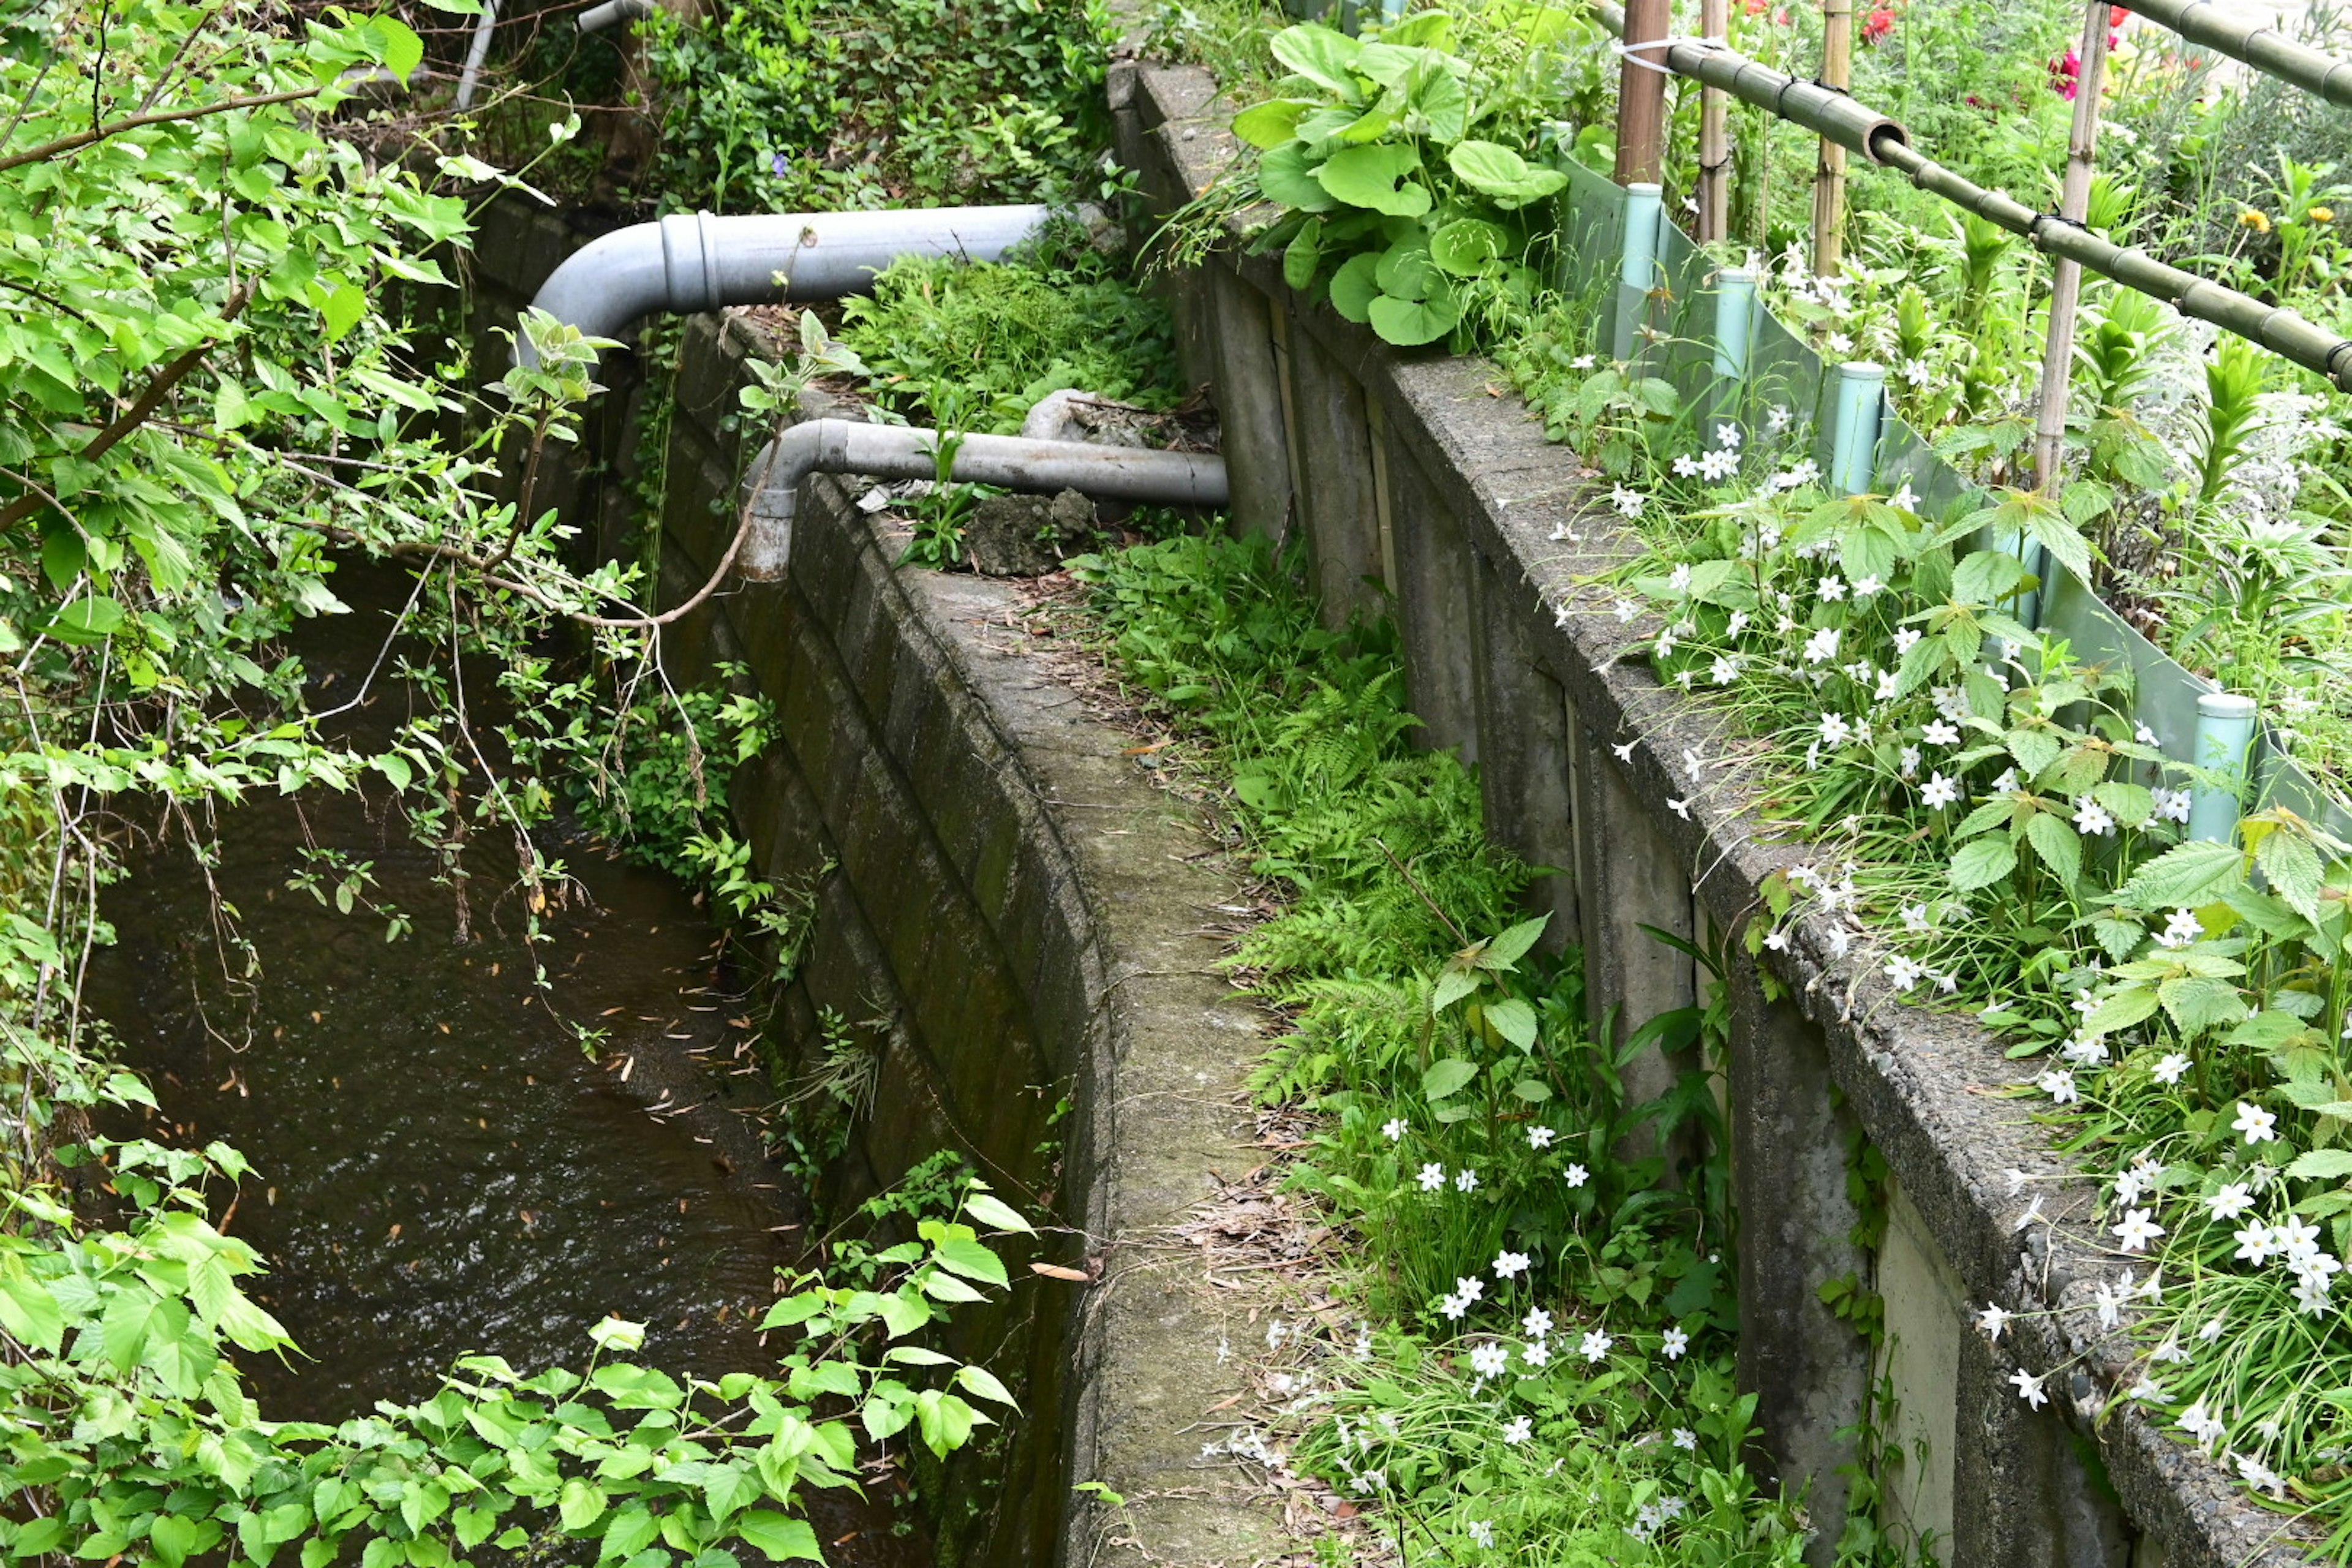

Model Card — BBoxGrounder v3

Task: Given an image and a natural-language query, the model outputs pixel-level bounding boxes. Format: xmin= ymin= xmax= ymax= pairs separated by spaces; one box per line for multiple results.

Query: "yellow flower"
xmin=2310 ymin=206 xmax=2336 ymax=223
xmin=2241 ymin=209 xmax=2273 ymax=233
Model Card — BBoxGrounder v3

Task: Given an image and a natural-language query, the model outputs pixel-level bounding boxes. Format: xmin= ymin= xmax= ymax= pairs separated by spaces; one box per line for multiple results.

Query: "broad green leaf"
xmin=2081 ymin=985 xmax=2160 ymax=1036
xmin=1269 ymin=24 xmax=1365 ymax=97
xmin=1256 ymin=144 xmax=1338 ymax=213
xmin=1422 ymin=1057 xmax=1479 ymax=1100
xmin=1232 ymin=99 xmax=1312 ymax=150
xmin=955 ymin=1365 xmax=1019 ymax=1408
xmin=0 ymin=1270 xmax=64 ymax=1352
xmin=2256 ymin=824 xmax=2326 ymax=924
xmin=2089 ymin=780 xmax=2154 ymax=827
xmin=1479 ymin=914 xmax=1550 ymax=970
xmin=2005 ymin=728 xmax=2060 ymax=780
xmin=963 ymin=1191 xmax=1034 ymax=1235
xmin=1838 ymin=522 xmax=1897 ymax=587
xmin=1368 ymin=279 xmax=1460 ymax=345
xmin=1315 ymin=145 xmax=1431 ymax=217
xmin=602 ymin=1507 xmax=660 ymax=1562
xmin=2158 ymin=974 xmax=2248 ymax=1034
xmin=731 ymin=1512 xmax=822 ymax=1564
xmin=1329 ymin=251 xmax=1381 ymax=322
xmin=559 ymin=1479 xmax=608 ymax=1532
xmin=1483 ymin=997 xmax=1538 ymax=1050
xmin=1428 ymin=217 xmax=1508 ymax=276
xmin=932 ymin=1237 xmax=1008 ymax=1289
xmin=1446 ymin=140 xmax=1567 ymax=205
xmin=1952 ymin=548 xmax=2029 ymax=606
xmin=1430 ymin=965 xmax=1479 ymax=1012
xmin=2288 ymin=1150 xmax=2352 ymax=1180
xmin=372 ymin=15 xmax=423 ymax=81
xmin=1283 ymin=217 xmax=1324 ymax=290
xmin=148 ymin=1515 xmax=200 ymax=1568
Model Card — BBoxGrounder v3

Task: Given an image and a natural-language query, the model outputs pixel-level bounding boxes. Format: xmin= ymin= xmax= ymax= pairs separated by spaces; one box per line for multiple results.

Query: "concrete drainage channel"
xmin=611 ymin=310 xmax=1275 ymax=1567
xmin=462 ymin=41 xmax=2327 ymax=1568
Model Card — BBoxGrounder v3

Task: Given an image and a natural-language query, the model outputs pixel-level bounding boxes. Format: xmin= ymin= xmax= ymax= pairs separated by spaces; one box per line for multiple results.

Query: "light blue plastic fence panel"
xmin=1651 ymin=218 xmax=1721 ymax=410
xmin=1530 ymin=149 xmax=2352 ymax=834
xmin=1875 ymin=418 xmax=1977 ymax=530
xmin=2253 ymin=745 xmax=2352 ymax=843
xmin=1557 ymin=159 xmax=1626 ymax=334
xmin=1737 ymin=312 xmax=1832 ymax=470
xmin=2037 ymin=563 xmax=2215 ymax=785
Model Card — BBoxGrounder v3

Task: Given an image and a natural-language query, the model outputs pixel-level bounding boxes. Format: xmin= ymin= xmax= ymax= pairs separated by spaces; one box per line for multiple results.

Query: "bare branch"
xmin=0 ymin=85 xmax=320 ymax=175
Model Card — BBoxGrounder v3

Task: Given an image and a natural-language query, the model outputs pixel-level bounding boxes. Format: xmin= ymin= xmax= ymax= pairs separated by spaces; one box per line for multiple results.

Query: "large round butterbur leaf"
xmin=1232 ymin=99 xmax=1312 ymax=151
xmin=1258 ymin=143 xmax=1338 ymax=212
xmin=1373 ymin=238 xmax=1441 ymax=297
xmin=1270 ymin=23 xmax=1366 ymax=99
xmin=1315 ymin=144 xmax=1433 ymax=217
xmin=1329 ymin=251 xmax=1382 ymax=323
xmin=1366 ymin=241 xmax=1460 ymax=346
xmin=1428 ymin=217 xmax=1508 ymax=276
xmin=1447 ymin=139 xmax=1569 ymax=207
xmin=1368 ymin=285 xmax=1461 ymax=346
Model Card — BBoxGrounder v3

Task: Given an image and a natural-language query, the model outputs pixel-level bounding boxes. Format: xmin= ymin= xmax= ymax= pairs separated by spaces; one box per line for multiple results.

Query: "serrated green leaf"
xmin=2114 ymin=840 xmax=2247 ymax=910
xmin=2026 ymin=812 xmax=2081 ymax=888
xmin=2288 ymin=1150 xmax=2352 ymax=1180
xmin=1949 ymin=837 xmax=2018 ymax=891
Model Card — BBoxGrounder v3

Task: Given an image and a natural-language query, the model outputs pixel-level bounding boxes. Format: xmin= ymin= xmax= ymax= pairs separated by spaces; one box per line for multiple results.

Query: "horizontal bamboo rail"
xmin=2118 ymin=0 xmax=2352 ymax=110
xmin=1591 ymin=2 xmax=1907 ymax=163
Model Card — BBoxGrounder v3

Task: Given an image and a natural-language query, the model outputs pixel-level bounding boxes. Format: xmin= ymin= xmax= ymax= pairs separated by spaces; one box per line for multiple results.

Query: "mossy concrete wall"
xmin=1111 ymin=54 xmax=2311 ymax=1568
xmin=647 ymin=311 xmax=1289 ymax=1567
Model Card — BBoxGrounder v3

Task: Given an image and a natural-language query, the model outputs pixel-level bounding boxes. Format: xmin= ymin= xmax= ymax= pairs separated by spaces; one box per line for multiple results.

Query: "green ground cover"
xmin=1205 ymin=0 xmax=2352 ymax=1550
xmin=1066 ymin=532 xmax=1828 ymax=1562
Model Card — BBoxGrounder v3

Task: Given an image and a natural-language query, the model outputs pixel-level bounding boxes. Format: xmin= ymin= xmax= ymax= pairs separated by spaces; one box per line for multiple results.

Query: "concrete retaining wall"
xmin=1108 ymin=55 xmax=2316 ymax=1568
xmin=649 ymin=312 xmax=1288 ymax=1568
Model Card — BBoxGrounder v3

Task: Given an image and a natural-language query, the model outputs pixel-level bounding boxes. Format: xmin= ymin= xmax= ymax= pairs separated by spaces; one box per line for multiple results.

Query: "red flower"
xmin=2109 ymin=4 xmax=2127 ymax=24
xmin=1771 ymin=5 xmax=1790 ymax=23
xmin=1864 ymin=5 xmax=1895 ymax=42
xmin=2049 ymin=46 xmax=2081 ymax=98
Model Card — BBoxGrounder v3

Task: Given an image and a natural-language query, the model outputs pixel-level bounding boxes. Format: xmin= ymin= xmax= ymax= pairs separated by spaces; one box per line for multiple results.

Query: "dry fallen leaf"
xmin=1030 ymin=1263 xmax=1090 ymax=1283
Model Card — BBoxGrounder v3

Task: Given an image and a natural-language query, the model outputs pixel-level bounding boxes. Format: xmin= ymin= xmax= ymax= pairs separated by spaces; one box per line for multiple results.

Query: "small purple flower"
xmin=771 ymin=150 xmax=790 ymax=178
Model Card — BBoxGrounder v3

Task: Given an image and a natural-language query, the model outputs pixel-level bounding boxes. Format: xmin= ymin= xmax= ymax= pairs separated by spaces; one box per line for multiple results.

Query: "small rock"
xmin=963 ymin=489 xmax=1096 ymax=576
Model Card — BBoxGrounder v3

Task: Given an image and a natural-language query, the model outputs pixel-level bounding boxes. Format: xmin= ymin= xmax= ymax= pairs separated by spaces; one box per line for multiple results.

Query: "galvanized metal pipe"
xmin=2117 ymin=0 xmax=2352 ymax=110
xmin=737 ymin=420 xmax=1228 ymax=579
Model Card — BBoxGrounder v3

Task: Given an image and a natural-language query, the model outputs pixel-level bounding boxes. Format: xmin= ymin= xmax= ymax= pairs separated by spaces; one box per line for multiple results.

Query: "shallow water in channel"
xmin=83 ymin=573 xmax=922 ymax=1566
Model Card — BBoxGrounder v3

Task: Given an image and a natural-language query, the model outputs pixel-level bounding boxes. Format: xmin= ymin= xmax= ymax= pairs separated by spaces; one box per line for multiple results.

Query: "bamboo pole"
xmin=1698 ymin=0 xmax=1730 ymax=243
xmin=1615 ymin=0 xmax=1671 ymax=185
xmin=1812 ymin=0 xmax=1853 ymax=275
xmin=2117 ymin=0 xmax=2352 ymax=109
xmin=2031 ymin=0 xmax=2114 ymax=494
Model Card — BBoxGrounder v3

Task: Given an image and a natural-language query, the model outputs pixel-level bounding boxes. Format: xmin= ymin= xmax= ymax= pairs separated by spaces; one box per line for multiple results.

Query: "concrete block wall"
xmin=1112 ymin=55 xmax=2315 ymax=1568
